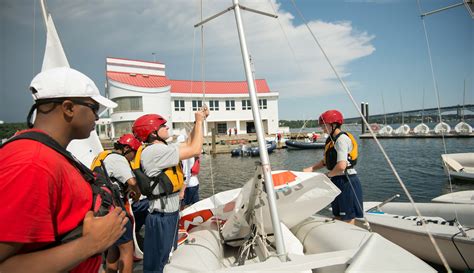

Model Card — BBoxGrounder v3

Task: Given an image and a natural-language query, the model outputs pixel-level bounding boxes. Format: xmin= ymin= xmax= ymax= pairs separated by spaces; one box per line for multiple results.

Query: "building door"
xmin=246 ymin=122 xmax=255 ymax=133
xmin=217 ymin=123 xmax=228 ymax=135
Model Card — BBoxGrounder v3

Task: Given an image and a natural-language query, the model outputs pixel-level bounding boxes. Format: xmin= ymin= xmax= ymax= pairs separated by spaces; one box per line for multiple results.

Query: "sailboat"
xmin=378 ymin=92 xmax=393 ymax=136
xmin=454 ymin=80 xmax=473 ymax=134
xmin=358 ymin=200 xmax=474 ymax=270
xmin=165 ymin=1 xmax=435 ymax=272
xmin=394 ymin=91 xmax=411 ymax=135
xmin=414 ymin=88 xmax=431 ymax=135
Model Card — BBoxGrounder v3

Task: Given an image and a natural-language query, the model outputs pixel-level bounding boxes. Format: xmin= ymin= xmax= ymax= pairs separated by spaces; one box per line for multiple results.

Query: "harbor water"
xmin=197 ymin=129 xmax=474 ymax=204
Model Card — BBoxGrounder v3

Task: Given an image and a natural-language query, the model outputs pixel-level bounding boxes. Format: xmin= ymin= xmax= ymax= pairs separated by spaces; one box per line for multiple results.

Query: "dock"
xmin=359 ymin=133 xmax=474 ymax=139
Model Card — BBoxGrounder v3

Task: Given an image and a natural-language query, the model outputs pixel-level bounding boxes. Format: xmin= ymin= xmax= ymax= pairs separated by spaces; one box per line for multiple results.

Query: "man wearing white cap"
xmin=0 ymin=67 xmax=128 ymax=273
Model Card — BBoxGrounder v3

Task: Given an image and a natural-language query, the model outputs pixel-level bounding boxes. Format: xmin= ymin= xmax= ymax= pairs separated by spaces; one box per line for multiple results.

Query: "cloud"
xmin=47 ymin=0 xmax=375 ymax=97
xmin=1 ymin=0 xmax=376 ymax=121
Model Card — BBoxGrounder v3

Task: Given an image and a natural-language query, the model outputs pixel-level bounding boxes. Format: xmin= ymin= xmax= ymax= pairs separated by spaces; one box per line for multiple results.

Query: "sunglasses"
xmin=69 ymin=99 xmax=100 ymax=119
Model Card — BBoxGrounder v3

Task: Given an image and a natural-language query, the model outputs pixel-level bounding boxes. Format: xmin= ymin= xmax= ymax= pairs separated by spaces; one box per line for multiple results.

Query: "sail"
xmin=42 ymin=15 xmax=69 ymax=71
xmin=39 ymin=6 xmax=104 ymax=166
xmin=220 ymin=171 xmax=340 ymax=245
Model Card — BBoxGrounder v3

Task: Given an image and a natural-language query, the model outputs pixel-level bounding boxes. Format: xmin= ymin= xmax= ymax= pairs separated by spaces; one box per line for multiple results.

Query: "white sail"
xmin=414 ymin=123 xmax=430 ymax=135
xmin=42 ymin=15 xmax=69 ymax=71
xmin=39 ymin=3 xmax=104 ymax=166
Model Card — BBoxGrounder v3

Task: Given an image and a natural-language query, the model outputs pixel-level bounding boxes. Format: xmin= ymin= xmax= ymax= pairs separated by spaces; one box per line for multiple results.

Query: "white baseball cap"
xmin=29 ymin=67 xmax=117 ymax=111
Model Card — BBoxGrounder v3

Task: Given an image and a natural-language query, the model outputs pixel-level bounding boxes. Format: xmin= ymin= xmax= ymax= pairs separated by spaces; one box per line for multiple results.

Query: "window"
xmin=209 ymin=100 xmax=219 ymax=111
xmin=112 ymin=97 xmax=143 ymax=113
xmin=217 ymin=123 xmax=227 ymax=134
xmin=114 ymin=121 xmax=134 ymax=137
xmin=225 ymin=100 xmax=235 ymax=110
xmin=192 ymin=100 xmax=203 ymax=111
xmin=242 ymin=100 xmax=251 ymax=110
xmin=259 ymin=99 xmax=267 ymax=109
xmin=174 ymin=100 xmax=185 ymax=111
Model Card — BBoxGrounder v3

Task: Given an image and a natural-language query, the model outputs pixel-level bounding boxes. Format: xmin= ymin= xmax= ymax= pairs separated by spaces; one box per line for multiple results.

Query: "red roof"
xmin=107 ymin=72 xmax=171 ymax=88
xmin=170 ymin=79 xmax=270 ymax=94
xmin=107 ymin=71 xmax=271 ymax=94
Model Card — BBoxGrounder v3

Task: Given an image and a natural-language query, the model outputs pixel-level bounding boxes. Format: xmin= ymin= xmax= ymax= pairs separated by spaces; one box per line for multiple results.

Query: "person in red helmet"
xmin=132 ymin=107 xmax=208 ymax=273
xmin=304 ymin=110 xmax=363 ymax=225
xmin=90 ymin=133 xmax=142 ymax=273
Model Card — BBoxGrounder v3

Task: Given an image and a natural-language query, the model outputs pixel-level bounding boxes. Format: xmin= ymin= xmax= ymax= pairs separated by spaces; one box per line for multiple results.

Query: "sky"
xmin=0 ymin=0 xmax=472 ymax=123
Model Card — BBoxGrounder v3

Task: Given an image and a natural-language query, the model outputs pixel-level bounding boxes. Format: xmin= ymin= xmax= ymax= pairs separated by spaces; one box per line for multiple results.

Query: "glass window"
xmin=259 ymin=99 xmax=267 ymax=109
xmin=209 ymin=100 xmax=219 ymax=111
xmin=112 ymin=97 xmax=143 ymax=113
xmin=242 ymin=99 xmax=251 ymax=110
xmin=217 ymin=123 xmax=227 ymax=134
xmin=192 ymin=100 xmax=203 ymax=111
xmin=114 ymin=121 xmax=134 ymax=138
xmin=225 ymin=100 xmax=235 ymax=110
xmin=174 ymin=100 xmax=185 ymax=111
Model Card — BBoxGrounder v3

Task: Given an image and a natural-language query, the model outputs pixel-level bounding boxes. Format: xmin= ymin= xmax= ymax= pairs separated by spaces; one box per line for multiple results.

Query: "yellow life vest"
xmin=324 ymin=132 xmax=358 ymax=171
xmin=132 ymin=145 xmax=184 ymax=199
xmin=90 ymin=150 xmax=113 ymax=170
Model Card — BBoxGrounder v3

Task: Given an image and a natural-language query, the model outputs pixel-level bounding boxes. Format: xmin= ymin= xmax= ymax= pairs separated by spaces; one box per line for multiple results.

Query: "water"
xmin=197 ymin=135 xmax=474 ymax=203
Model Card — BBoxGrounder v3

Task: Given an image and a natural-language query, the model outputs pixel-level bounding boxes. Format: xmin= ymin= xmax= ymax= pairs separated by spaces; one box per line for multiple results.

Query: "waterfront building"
xmin=101 ymin=57 xmax=279 ymax=139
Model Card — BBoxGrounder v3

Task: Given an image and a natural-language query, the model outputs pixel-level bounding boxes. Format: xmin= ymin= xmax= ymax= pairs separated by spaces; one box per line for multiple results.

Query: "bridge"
xmin=345 ymin=104 xmax=474 ymax=124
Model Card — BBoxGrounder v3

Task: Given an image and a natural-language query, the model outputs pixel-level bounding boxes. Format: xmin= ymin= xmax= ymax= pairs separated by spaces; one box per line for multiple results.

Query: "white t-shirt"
xmin=182 ymin=157 xmax=200 ymax=188
xmin=141 ymin=143 xmax=180 ymax=213
xmin=334 ymin=134 xmax=357 ymax=175
xmin=102 ymin=153 xmax=135 ymax=185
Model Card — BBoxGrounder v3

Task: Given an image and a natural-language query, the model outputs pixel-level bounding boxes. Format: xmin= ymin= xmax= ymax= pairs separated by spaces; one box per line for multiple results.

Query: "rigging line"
xmin=381 ymin=92 xmax=387 ymax=126
xmin=422 ymin=88 xmax=425 ymax=123
xmin=266 ymin=0 xmax=303 ymax=74
xmin=416 ymin=0 xmax=461 ymax=258
xmin=197 ymin=0 xmax=222 ymax=247
xmin=33 ymin=0 xmax=36 ymax=77
xmin=290 ymin=0 xmax=450 ymax=270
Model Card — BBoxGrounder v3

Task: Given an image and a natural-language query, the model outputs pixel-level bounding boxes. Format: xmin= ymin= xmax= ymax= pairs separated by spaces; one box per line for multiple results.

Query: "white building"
xmin=104 ymin=57 xmax=279 ymax=139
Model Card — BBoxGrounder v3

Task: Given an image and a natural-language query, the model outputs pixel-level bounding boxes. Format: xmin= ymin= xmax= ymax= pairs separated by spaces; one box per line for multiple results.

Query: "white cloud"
xmin=41 ymin=0 xmax=375 ymax=98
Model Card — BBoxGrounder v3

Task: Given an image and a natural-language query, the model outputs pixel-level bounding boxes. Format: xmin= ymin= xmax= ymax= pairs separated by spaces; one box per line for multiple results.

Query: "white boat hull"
xmin=441 ymin=153 xmax=474 ymax=182
xmin=358 ymin=202 xmax=474 ymax=270
xmin=164 ymin=172 xmax=435 ymax=272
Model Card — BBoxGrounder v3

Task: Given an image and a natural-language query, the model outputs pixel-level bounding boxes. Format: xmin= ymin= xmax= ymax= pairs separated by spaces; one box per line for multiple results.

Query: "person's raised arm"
xmin=179 ymin=106 xmax=209 ymax=160
xmin=0 ymin=208 xmax=127 ymax=273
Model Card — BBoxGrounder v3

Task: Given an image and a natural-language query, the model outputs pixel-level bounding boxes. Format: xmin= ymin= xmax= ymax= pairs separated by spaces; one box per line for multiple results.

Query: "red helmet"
xmin=132 ymin=114 xmax=167 ymax=142
xmin=319 ymin=110 xmax=344 ymax=125
xmin=117 ymin=134 xmax=141 ymax=151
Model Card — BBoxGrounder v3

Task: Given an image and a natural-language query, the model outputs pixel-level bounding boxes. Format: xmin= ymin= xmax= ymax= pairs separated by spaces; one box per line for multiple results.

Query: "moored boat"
xmin=441 ymin=153 xmax=474 ymax=182
xmin=357 ymin=201 xmax=474 ymax=270
xmin=285 ymin=140 xmax=325 ymax=150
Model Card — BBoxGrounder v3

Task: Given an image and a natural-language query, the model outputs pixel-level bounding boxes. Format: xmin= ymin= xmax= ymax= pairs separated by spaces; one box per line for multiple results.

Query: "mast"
xmin=39 ymin=0 xmax=49 ymax=27
xmin=232 ymin=0 xmax=287 ymax=260
xmin=194 ymin=0 xmax=286 ymax=261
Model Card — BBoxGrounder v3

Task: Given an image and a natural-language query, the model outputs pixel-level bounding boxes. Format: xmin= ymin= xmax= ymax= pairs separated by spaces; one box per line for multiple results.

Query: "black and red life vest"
xmin=0 ymin=131 xmax=123 ymax=244
xmin=324 ymin=131 xmax=358 ymax=171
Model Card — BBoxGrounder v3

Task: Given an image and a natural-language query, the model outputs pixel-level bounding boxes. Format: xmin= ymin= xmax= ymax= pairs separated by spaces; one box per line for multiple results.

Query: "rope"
xmin=417 ymin=1 xmax=462 ymax=271
xmin=196 ymin=0 xmax=222 ymax=248
xmin=33 ymin=0 xmax=36 ymax=77
xmin=289 ymin=0 xmax=450 ymax=271
xmin=266 ymin=0 xmax=303 ymax=74
xmin=450 ymin=229 xmax=472 ymax=271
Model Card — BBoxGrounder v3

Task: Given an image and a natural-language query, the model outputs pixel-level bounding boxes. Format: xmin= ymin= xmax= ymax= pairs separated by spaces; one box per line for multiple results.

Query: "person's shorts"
xmin=114 ymin=219 xmax=133 ymax=245
xmin=330 ymin=174 xmax=363 ymax=221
